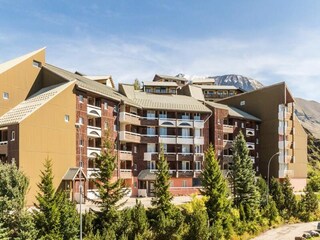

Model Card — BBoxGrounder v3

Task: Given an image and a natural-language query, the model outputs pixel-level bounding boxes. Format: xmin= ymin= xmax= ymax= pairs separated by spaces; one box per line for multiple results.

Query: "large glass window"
xmin=147 ymin=144 xmax=156 ymax=152
xmin=182 ymin=144 xmax=190 ymax=153
xmin=159 ymin=111 xmax=167 ymax=119
xmin=159 ymin=127 xmax=167 ymax=136
xmin=147 ymin=110 xmax=155 ymax=119
xmin=147 ymin=127 xmax=155 ymax=135
xmin=182 ymin=161 xmax=190 ymax=170
xmin=181 ymin=128 xmax=190 ymax=137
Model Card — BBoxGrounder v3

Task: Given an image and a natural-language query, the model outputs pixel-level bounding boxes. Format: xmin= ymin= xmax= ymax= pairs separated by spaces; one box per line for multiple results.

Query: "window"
xmin=181 ymin=128 xmax=190 ymax=137
xmin=194 ymin=145 xmax=201 ymax=153
xmin=133 ymin=146 xmax=137 ymax=153
xmin=145 ymin=88 xmax=152 ymax=93
xmin=194 ymin=113 xmax=201 ymax=120
xmin=162 ymin=144 xmax=168 ymax=153
xmin=104 ymin=102 xmax=108 ymax=110
xmin=159 ymin=127 xmax=167 ymax=136
xmin=195 ymin=161 xmax=201 ymax=171
xmin=104 ymin=121 xmax=108 ymax=129
xmin=256 ymin=125 xmax=259 ymax=130
xmin=182 ymin=180 xmax=187 ymax=187
xmin=147 ymin=127 xmax=155 ymax=135
xmin=217 ymin=119 xmax=221 ymax=125
xmin=155 ymin=87 xmax=161 ymax=93
xmin=32 ymin=60 xmax=41 ymax=68
xmin=218 ymin=135 xmax=221 ymax=140
xmin=80 ymin=139 xmax=84 ymax=146
xmin=114 ymin=124 xmax=117 ymax=131
xmin=147 ymin=110 xmax=155 ymax=119
xmin=159 ymin=111 xmax=167 ymax=119
xmin=182 ymin=113 xmax=190 ymax=119
xmin=65 ymin=115 xmax=69 ymax=122
xmin=150 ymin=161 xmax=156 ymax=170
xmin=79 ymin=95 xmax=83 ymax=102
xmin=147 ymin=144 xmax=156 ymax=152
xmin=182 ymin=144 xmax=190 ymax=153
xmin=79 ymin=117 xmax=84 ymax=125
xmin=130 ymin=107 xmax=137 ymax=114
xmin=11 ymin=130 xmax=15 ymax=141
xmin=241 ymin=122 xmax=244 ymax=128
xmin=194 ymin=129 xmax=201 ymax=137
xmin=3 ymin=92 xmax=9 ymax=100
xmin=256 ymin=138 xmax=259 ymax=144
xmin=134 ymin=182 xmax=137 ymax=188
xmin=240 ymin=100 xmax=245 ymax=106
xmin=234 ymin=121 xmax=238 ymax=127
xmin=182 ymin=161 xmax=190 ymax=170
xmin=133 ymin=164 xmax=137 ymax=171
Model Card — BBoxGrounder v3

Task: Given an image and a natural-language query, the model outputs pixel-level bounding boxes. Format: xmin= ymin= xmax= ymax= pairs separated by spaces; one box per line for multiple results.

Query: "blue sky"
xmin=1 ymin=1 xmax=320 ymax=101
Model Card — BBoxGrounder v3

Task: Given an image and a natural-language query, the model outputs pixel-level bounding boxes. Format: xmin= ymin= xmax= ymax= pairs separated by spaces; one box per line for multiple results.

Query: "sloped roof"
xmin=185 ymin=85 xmax=205 ymax=101
xmin=138 ymin=169 xmax=156 ymax=181
xmin=0 ymin=48 xmax=45 ymax=74
xmin=197 ymin=85 xmax=242 ymax=90
xmin=205 ymin=101 xmax=261 ymax=121
xmin=0 ymin=82 xmax=75 ymax=126
xmin=62 ymin=167 xmax=87 ymax=180
xmin=43 ymin=64 xmax=139 ymax=107
xmin=121 ymin=84 xmax=211 ymax=113
xmin=144 ymin=81 xmax=178 ymax=87
xmin=191 ymin=78 xmax=215 ymax=84
xmin=154 ymin=74 xmax=188 ymax=82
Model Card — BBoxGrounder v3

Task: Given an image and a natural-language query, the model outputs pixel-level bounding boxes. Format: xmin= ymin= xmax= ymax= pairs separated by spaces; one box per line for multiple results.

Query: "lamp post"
xmin=267 ymin=152 xmax=280 ymax=205
xmin=75 ymin=123 xmax=83 ymax=240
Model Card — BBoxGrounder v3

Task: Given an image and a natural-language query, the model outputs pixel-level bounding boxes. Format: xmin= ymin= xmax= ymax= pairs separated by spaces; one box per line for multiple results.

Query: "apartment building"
xmin=205 ymin=101 xmax=261 ymax=176
xmin=119 ymin=82 xmax=211 ymax=197
xmin=218 ymin=83 xmax=307 ymax=190
xmin=0 ymin=49 xmax=308 ymax=205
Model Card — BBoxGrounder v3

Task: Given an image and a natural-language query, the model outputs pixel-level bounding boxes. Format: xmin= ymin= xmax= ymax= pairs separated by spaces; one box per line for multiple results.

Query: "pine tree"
xmin=129 ymin=200 xmax=151 ymax=240
xmin=33 ymin=158 xmax=62 ymax=239
xmin=281 ymin=176 xmax=297 ymax=219
xmin=151 ymin=145 xmax=173 ymax=214
xmin=150 ymin=145 xmax=184 ymax=239
xmin=299 ymin=183 xmax=318 ymax=222
xmin=0 ymin=221 xmax=9 ymax=240
xmin=14 ymin=211 xmax=38 ymax=240
xmin=200 ymin=144 xmax=232 ymax=238
xmin=92 ymin=129 xmax=128 ymax=232
xmin=256 ymin=175 xmax=268 ymax=209
xmin=133 ymin=79 xmax=141 ymax=90
xmin=57 ymin=191 xmax=79 ymax=240
xmin=231 ymin=131 xmax=259 ymax=221
xmin=269 ymin=177 xmax=285 ymax=213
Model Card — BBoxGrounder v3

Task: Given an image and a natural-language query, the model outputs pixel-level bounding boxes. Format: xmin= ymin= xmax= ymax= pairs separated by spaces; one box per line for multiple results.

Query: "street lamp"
xmin=75 ymin=122 xmax=83 ymax=240
xmin=267 ymin=152 xmax=280 ymax=205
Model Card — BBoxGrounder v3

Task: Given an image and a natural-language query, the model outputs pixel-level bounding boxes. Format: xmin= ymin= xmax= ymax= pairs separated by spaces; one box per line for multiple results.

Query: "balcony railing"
xmin=223 ymin=124 xmax=234 ymax=133
xmin=119 ymin=131 xmax=141 ymax=143
xmin=247 ymin=142 xmax=255 ymax=150
xmin=177 ymin=136 xmax=194 ymax=145
xmin=194 ymin=120 xmax=204 ymax=128
xmin=87 ymin=104 xmax=101 ymax=118
xmin=119 ymin=112 xmax=140 ymax=125
xmin=87 ymin=147 xmax=101 ymax=158
xmin=159 ymin=135 xmax=176 ymax=144
xmin=120 ymin=169 xmax=132 ymax=179
xmin=119 ymin=150 xmax=133 ymax=161
xmin=246 ymin=128 xmax=255 ymax=137
xmin=177 ymin=153 xmax=193 ymax=161
xmin=87 ymin=168 xmax=100 ymax=178
xmin=194 ymin=153 xmax=204 ymax=161
xmin=159 ymin=118 xmax=177 ymax=127
xmin=177 ymin=119 xmax=194 ymax=128
xmin=87 ymin=126 xmax=102 ymax=138
xmin=194 ymin=136 xmax=204 ymax=145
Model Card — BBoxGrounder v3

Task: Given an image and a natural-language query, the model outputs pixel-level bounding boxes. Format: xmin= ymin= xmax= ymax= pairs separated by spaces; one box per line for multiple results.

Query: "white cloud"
xmin=2 ymin=29 xmax=320 ymax=101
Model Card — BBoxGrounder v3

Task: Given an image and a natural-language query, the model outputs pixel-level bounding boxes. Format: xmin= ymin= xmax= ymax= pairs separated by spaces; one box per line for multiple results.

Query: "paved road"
xmin=253 ymin=221 xmax=319 ymax=240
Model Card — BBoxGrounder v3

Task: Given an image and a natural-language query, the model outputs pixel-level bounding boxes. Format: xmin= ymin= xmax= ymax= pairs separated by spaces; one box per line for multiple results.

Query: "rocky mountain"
xmin=213 ymin=74 xmax=264 ymax=92
xmin=295 ymin=98 xmax=320 ymax=139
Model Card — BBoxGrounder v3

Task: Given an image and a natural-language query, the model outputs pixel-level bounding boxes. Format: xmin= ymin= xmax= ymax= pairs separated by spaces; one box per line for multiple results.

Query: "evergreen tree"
xmin=231 ymin=131 xmax=259 ymax=221
xmin=256 ymin=176 xmax=268 ymax=209
xmin=57 ymin=191 xmax=79 ymax=240
xmin=0 ymin=221 xmax=9 ymax=240
xmin=150 ymin=145 xmax=184 ymax=239
xmin=269 ymin=177 xmax=285 ymax=213
xmin=33 ymin=158 xmax=62 ymax=240
xmin=14 ymin=211 xmax=38 ymax=240
xmin=151 ymin=145 xmax=173 ymax=214
xmin=129 ymin=200 xmax=151 ymax=240
xmin=92 ymin=129 xmax=128 ymax=232
xmin=133 ymin=79 xmax=141 ymax=90
xmin=0 ymin=162 xmax=29 ymax=219
xmin=200 ymin=144 xmax=232 ymax=238
xmin=281 ymin=176 xmax=297 ymax=219
xmin=299 ymin=183 xmax=318 ymax=222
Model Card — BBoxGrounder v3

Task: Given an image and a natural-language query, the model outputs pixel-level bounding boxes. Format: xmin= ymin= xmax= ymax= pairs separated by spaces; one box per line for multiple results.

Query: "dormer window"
xmin=3 ymin=92 xmax=9 ymax=100
xmin=32 ymin=60 xmax=41 ymax=68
